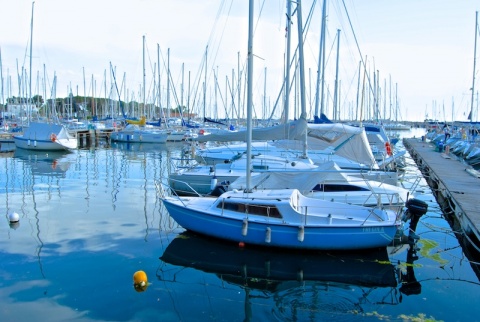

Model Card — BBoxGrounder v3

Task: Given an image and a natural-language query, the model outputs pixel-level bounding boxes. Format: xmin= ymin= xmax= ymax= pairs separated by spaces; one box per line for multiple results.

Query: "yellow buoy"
xmin=133 ymin=270 xmax=148 ymax=292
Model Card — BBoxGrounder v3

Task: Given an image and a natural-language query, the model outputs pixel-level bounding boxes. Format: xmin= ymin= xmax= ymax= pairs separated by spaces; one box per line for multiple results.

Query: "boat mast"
xmin=143 ymin=35 xmax=146 ymax=117
xmin=203 ymin=46 xmax=208 ymax=123
xmin=28 ymin=1 xmax=35 ymax=123
xmin=0 ymin=48 xmax=4 ymax=112
xmin=296 ymin=0 xmax=308 ymax=158
xmin=157 ymin=44 xmax=162 ymax=122
xmin=318 ymin=0 xmax=327 ymax=117
xmin=470 ymin=11 xmax=478 ymax=122
xmin=284 ymin=0 xmax=292 ymax=123
xmin=167 ymin=48 xmax=171 ymax=121
xmin=333 ymin=29 xmax=340 ymax=121
xmin=246 ymin=0 xmax=254 ymax=192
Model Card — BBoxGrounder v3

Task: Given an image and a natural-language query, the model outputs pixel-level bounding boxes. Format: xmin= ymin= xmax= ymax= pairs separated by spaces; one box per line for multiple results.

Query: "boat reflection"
xmin=110 ymin=141 xmax=187 ymax=153
xmin=0 ymin=141 xmax=16 ymax=154
xmin=157 ymin=231 xmax=407 ymax=320
xmin=13 ymin=149 xmax=73 ymax=177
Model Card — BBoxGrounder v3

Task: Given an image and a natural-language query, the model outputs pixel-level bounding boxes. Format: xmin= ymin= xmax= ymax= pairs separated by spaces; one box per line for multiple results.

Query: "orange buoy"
xmin=133 ymin=270 xmax=148 ymax=292
xmin=50 ymin=133 xmax=57 ymax=142
xmin=199 ymin=129 xmax=205 ymax=135
xmin=238 ymin=241 xmax=245 ymax=248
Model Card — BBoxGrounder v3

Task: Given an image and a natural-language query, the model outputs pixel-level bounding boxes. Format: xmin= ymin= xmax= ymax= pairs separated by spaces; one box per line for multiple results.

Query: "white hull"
xmin=13 ymin=122 xmax=77 ymax=151
xmin=110 ymin=125 xmax=168 ymax=143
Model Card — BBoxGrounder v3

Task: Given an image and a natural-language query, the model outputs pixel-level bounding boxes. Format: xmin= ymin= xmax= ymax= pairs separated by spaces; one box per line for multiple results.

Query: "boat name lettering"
xmin=362 ymin=227 xmax=384 ymax=232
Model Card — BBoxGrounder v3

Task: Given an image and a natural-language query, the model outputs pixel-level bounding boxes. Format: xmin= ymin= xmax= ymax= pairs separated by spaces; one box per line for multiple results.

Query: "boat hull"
xmin=13 ymin=136 xmax=76 ymax=151
xmin=110 ymin=131 xmax=168 ymax=143
xmin=162 ymin=198 xmax=399 ymax=250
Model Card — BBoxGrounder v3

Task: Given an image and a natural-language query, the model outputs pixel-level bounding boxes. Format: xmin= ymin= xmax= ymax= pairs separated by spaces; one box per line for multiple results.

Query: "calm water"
xmin=1 ymin=130 xmax=479 ymax=322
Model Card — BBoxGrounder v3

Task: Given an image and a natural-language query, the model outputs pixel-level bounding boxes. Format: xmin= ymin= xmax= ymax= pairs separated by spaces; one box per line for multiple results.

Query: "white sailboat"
xmin=14 ymin=121 xmax=78 ymax=151
xmin=13 ymin=3 xmax=78 ymax=152
xmin=110 ymin=124 xmax=169 ymax=143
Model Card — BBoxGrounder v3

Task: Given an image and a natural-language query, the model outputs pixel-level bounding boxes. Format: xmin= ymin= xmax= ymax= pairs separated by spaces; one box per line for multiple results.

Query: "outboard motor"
xmin=403 ymin=198 xmax=429 ymax=242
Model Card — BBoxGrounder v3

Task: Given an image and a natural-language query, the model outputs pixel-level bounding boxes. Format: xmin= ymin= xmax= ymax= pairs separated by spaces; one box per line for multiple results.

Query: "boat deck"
xmin=404 ymin=138 xmax=480 ymax=248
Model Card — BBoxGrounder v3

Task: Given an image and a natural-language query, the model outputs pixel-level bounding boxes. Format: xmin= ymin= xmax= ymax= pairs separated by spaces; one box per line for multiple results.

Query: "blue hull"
xmin=162 ymin=200 xmax=398 ymax=250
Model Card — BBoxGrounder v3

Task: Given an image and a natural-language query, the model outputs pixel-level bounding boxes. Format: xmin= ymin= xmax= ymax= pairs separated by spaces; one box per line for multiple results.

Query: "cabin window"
xmin=218 ymin=201 xmax=282 ymax=218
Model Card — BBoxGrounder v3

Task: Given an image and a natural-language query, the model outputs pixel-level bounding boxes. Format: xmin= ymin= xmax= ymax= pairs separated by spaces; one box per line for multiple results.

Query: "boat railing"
xmin=169 ymin=157 xmax=200 ymax=172
xmin=362 ymin=208 xmax=390 ymax=224
xmin=362 ymin=191 xmax=403 ymax=208
xmin=162 ymin=178 xmax=204 ymax=197
xmin=156 ymin=181 xmax=204 ymax=208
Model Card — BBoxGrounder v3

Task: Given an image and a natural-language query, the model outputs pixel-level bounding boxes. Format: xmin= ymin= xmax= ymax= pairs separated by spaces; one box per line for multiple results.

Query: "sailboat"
xmin=14 ymin=121 xmax=78 ymax=151
xmin=12 ymin=3 xmax=78 ymax=152
xmin=160 ymin=1 xmax=402 ymax=250
xmin=109 ymin=124 xmax=169 ymax=143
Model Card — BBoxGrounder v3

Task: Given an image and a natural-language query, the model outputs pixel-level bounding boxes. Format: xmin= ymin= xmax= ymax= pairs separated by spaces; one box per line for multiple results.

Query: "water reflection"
xmin=13 ymin=149 xmax=73 ymax=177
xmin=157 ymin=231 xmax=410 ymax=320
xmin=1 ymin=133 xmax=479 ymax=321
xmin=110 ymin=141 xmax=188 ymax=154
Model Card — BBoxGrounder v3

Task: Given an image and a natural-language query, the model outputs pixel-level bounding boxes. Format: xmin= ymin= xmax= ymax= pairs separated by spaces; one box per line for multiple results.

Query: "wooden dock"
xmin=76 ymin=129 xmax=114 ymax=147
xmin=404 ymin=138 xmax=480 ymax=251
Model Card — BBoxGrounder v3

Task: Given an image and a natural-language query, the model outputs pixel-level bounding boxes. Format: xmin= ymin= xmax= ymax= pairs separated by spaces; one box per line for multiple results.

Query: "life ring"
xmin=385 ymin=142 xmax=392 ymax=156
xmin=50 ymin=133 xmax=57 ymax=142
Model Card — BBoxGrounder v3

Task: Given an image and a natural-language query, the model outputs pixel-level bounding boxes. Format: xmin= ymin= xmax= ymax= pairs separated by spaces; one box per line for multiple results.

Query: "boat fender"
xmin=298 ymin=226 xmax=304 ymax=242
xmin=297 ymin=270 xmax=304 ymax=282
xmin=385 ymin=141 xmax=392 ymax=156
xmin=265 ymin=227 xmax=271 ymax=243
xmin=50 ymin=133 xmax=57 ymax=142
xmin=242 ymin=219 xmax=248 ymax=236
xmin=210 ymin=176 xmax=218 ymax=190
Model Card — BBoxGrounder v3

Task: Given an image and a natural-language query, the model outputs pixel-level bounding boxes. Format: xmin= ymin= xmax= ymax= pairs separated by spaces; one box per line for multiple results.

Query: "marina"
xmin=2 ymin=1 xmax=480 ymax=320
xmin=1 ymin=129 xmax=480 ymax=321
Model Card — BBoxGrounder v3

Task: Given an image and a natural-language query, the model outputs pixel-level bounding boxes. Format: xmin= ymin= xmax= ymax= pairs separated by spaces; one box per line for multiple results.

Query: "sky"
xmin=1 ymin=0 xmax=479 ymax=122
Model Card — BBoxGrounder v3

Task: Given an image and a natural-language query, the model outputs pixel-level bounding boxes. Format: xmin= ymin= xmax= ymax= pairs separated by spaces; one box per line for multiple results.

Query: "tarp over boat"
xmin=271 ymin=123 xmax=377 ymax=167
xmin=14 ymin=122 xmax=78 ymax=150
xmin=229 ymin=161 xmax=347 ymax=191
xmin=193 ymin=114 xmax=308 ymax=143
